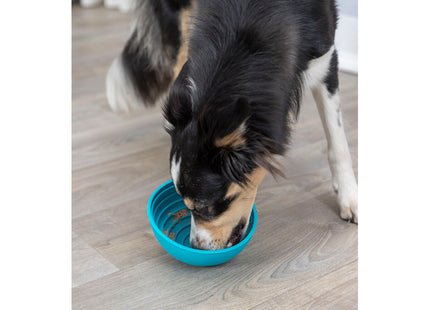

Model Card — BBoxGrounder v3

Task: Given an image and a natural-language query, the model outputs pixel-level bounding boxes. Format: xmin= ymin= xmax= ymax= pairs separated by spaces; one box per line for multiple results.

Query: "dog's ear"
xmin=197 ymin=97 xmax=251 ymax=147
xmin=198 ymin=98 xmax=255 ymax=184
xmin=214 ymin=122 xmax=247 ymax=150
xmin=162 ymin=62 xmax=192 ymax=133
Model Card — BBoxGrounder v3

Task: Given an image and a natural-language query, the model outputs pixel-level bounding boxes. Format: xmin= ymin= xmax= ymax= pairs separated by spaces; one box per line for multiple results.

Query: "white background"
xmin=0 ymin=1 xmax=429 ymax=309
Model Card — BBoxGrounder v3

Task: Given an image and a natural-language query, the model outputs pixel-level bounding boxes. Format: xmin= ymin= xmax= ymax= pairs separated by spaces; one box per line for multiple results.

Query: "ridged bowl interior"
xmin=149 ymin=181 xmax=255 ymax=249
xmin=152 ymin=185 xmax=192 ymax=247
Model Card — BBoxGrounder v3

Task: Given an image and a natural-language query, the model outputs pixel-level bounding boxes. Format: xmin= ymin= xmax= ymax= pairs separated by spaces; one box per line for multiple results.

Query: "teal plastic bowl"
xmin=147 ymin=180 xmax=258 ymax=266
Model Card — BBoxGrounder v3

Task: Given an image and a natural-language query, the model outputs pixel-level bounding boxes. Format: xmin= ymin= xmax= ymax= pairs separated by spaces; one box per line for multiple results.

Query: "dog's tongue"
xmin=229 ymin=222 xmax=245 ymax=246
xmin=229 ymin=233 xmax=241 ymax=246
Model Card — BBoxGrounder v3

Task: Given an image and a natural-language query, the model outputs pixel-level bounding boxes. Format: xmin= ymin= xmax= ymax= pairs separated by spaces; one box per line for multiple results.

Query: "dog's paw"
xmin=333 ymin=182 xmax=358 ymax=224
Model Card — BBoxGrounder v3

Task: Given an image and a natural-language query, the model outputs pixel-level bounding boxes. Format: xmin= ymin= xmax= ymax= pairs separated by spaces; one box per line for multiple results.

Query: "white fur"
xmin=191 ymin=214 xmax=251 ymax=250
xmin=131 ymin=0 xmax=172 ymax=69
xmin=106 ymin=0 xmax=172 ymax=112
xmin=105 ymin=56 xmax=142 ymax=112
xmin=106 ymin=56 xmax=169 ymax=112
xmin=163 ymin=119 xmax=175 ymax=132
xmin=312 ymin=85 xmax=358 ymax=223
xmin=186 ymin=77 xmax=197 ymax=105
xmin=189 ymin=216 xmax=218 ymax=250
xmin=298 ymin=45 xmax=358 ymax=222
xmin=302 ymin=46 xmax=335 ymax=89
xmin=170 ymin=154 xmax=181 ymax=194
xmin=186 ymin=77 xmax=197 ymax=94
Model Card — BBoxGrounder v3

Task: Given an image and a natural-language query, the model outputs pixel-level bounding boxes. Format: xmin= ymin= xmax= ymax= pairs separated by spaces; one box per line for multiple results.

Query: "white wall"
xmin=337 ymin=0 xmax=357 ymax=17
xmin=335 ymin=0 xmax=358 ymax=73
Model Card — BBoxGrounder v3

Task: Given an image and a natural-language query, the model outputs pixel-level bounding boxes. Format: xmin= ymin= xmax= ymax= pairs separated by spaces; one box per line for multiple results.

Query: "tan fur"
xmin=173 ymin=1 xmax=195 ymax=78
xmin=194 ymin=167 xmax=266 ymax=248
xmin=183 ymin=197 xmax=195 ymax=210
xmin=214 ymin=123 xmax=247 ymax=149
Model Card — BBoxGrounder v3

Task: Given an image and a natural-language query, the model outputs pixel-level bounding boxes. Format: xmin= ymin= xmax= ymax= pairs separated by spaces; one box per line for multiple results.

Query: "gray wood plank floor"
xmin=72 ymin=6 xmax=358 ymax=310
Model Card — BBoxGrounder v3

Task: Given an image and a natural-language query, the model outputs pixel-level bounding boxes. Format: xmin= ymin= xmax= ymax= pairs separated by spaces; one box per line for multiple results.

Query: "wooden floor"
xmin=72 ymin=6 xmax=358 ymax=310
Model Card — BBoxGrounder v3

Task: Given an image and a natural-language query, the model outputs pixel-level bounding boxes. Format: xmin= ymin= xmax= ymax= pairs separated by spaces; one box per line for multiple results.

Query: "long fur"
xmin=106 ymin=0 xmax=192 ymax=111
xmin=108 ymin=0 xmax=358 ymax=245
xmin=164 ymin=0 xmax=338 ymax=185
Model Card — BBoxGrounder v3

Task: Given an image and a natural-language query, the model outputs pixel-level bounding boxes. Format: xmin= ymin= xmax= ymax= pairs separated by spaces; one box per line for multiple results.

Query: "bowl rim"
xmin=147 ymin=179 xmax=258 ymax=255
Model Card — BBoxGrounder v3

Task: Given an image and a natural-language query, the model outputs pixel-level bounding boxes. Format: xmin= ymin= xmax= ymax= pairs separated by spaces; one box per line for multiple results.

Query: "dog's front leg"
xmin=311 ymin=56 xmax=358 ymax=223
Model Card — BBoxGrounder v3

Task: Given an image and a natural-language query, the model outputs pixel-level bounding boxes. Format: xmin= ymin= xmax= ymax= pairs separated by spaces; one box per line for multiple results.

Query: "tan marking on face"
xmin=172 ymin=1 xmax=196 ymax=78
xmin=214 ymin=123 xmax=247 ymax=149
xmin=183 ymin=197 xmax=195 ymax=210
xmin=194 ymin=167 xmax=266 ymax=248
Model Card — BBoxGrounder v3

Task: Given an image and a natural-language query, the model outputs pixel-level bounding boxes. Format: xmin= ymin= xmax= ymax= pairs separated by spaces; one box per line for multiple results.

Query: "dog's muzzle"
xmin=190 ymin=217 xmax=248 ymax=250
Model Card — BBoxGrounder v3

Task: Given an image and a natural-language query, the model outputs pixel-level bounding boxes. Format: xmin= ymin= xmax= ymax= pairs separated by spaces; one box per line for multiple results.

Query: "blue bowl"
xmin=147 ymin=180 xmax=258 ymax=266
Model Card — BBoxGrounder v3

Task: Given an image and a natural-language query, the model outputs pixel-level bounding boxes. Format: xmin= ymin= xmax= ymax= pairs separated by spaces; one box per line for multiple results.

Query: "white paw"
xmin=334 ymin=181 xmax=358 ymax=224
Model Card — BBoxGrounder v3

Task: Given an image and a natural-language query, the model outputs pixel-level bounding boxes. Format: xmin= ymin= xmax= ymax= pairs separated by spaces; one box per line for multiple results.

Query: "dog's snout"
xmin=190 ymin=238 xmax=199 ymax=249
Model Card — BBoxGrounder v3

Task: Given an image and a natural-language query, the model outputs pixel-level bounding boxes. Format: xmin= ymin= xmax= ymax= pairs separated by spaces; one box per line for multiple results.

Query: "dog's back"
xmin=106 ymin=0 xmax=338 ymax=112
xmin=177 ymin=0 xmax=338 ymax=155
xmin=106 ymin=0 xmax=358 ymax=232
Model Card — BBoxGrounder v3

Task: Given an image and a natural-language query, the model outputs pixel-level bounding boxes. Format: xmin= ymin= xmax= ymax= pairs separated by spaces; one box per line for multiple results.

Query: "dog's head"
xmin=163 ymin=63 xmax=282 ymax=250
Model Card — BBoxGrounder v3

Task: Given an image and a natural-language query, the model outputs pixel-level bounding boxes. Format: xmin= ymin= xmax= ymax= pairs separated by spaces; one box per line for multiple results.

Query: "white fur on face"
xmin=189 ymin=215 xmax=219 ymax=250
xmin=170 ymin=153 xmax=181 ymax=194
xmin=191 ymin=214 xmax=250 ymax=250
xmin=302 ymin=45 xmax=335 ymax=90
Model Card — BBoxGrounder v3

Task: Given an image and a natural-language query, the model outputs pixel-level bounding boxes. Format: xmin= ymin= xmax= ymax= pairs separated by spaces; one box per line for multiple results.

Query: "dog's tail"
xmin=106 ymin=0 xmax=193 ymax=112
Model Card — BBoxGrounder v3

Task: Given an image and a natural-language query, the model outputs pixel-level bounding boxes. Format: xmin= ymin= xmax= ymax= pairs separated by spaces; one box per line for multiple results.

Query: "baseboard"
xmin=338 ymin=51 xmax=358 ymax=74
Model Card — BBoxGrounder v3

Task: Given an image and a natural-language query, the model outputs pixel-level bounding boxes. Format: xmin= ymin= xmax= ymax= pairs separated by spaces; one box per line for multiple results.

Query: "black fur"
xmin=164 ymin=0 xmax=338 ymax=191
xmin=192 ymin=195 xmax=238 ymax=222
xmin=324 ymin=49 xmax=339 ymax=95
xmin=163 ymin=63 xmax=193 ymax=130
xmin=121 ymin=0 xmax=192 ymax=105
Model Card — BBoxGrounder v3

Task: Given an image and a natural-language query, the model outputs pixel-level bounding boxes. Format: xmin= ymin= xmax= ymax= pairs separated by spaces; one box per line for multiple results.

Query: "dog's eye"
xmin=193 ymin=195 xmax=238 ymax=220
xmin=190 ymin=208 xmax=211 ymax=221
xmin=213 ymin=195 xmax=237 ymax=215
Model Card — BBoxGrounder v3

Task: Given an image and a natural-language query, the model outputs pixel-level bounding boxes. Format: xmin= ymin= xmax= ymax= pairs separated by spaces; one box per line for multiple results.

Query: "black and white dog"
xmin=106 ymin=0 xmax=358 ymax=250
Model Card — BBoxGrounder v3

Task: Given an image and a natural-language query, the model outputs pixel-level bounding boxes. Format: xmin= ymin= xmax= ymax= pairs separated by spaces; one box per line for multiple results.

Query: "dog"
xmin=106 ymin=0 xmax=358 ymax=250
